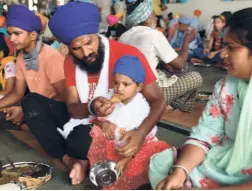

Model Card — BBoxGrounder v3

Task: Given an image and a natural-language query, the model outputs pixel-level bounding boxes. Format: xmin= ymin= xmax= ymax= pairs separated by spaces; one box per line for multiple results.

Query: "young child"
xmin=170 ymin=16 xmax=202 ymax=61
xmin=191 ymin=15 xmax=225 ymax=67
xmin=88 ymin=55 xmax=170 ymax=190
xmin=0 ymin=33 xmax=16 ymax=99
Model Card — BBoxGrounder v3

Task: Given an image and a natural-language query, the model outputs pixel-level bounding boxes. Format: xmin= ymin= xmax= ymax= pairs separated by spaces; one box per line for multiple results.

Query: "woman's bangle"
xmin=172 ymin=165 xmax=189 ymax=182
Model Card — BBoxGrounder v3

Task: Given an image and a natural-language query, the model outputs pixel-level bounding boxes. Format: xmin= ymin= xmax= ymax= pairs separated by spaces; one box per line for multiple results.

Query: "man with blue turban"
xmin=49 ymin=1 xmax=166 ymax=186
xmin=120 ymin=0 xmax=202 ymax=113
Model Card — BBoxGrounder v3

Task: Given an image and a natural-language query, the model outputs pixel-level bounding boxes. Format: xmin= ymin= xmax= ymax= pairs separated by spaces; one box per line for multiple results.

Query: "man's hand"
xmin=3 ymin=106 xmax=24 ymax=125
xmin=184 ymin=28 xmax=197 ymax=43
xmin=115 ymin=129 xmax=145 ymax=157
xmin=93 ymin=97 xmax=115 ymax=117
xmin=156 ymin=168 xmax=187 ymax=190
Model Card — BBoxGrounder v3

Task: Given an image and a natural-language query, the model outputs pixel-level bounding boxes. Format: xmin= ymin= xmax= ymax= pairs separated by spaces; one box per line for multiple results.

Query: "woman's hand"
xmin=156 ymin=168 xmax=187 ymax=190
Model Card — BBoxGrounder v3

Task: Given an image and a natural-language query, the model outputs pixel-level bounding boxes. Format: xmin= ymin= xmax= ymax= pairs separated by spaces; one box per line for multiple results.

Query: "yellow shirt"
xmin=153 ymin=0 xmax=161 ymax=16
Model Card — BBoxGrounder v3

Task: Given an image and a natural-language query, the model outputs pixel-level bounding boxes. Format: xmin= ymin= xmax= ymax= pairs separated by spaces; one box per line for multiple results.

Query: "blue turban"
xmin=6 ymin=5 xmax=42 ymax=33
xmin=113 ymin=55 xmax=146 ymax=84
xmin=179 ymin=16 xmax=191 ymax=25
xmin=49 ymin=2 xmax=100 ymax=45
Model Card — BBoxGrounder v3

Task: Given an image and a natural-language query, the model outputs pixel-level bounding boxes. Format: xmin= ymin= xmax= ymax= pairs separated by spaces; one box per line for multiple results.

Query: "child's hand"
xmin=102 ymin=121 xmax=115 ymax=140
xmin=116 ymin=157 xmax=132 ymax=175
xmin=204 ymin=48 xmax=210 ymax=54
xmin=208 ymin=51 xmax=217 ymax=59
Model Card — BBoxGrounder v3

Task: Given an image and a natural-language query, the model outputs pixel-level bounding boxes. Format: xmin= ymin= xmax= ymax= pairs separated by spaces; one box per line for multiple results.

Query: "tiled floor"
xmin=0 ymin=64 xmax=226 ymax=190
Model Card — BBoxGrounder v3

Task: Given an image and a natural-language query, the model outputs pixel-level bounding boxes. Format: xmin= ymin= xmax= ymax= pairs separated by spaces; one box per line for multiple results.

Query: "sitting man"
xmin=0 ymin=5 xmax=91 ymax=185
xmin=170 ymin=16 xmax=203 ymax=61
xmin=120 ymin=0 xmax=202 ymax=112
xmin=48 ymin=1 xmax=166 ymax=185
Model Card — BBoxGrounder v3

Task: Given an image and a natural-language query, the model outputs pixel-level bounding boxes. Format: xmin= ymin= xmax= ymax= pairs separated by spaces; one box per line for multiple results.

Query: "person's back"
xmin=120 ymin=26 xmax=165 ymax=76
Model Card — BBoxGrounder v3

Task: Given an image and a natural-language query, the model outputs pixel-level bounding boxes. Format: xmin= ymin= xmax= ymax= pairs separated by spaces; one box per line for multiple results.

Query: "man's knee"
xmin=66 ymin=125 xmax=92 ymax=160
xmin=189 ymin=72 xmax=203 ymax=88
xmin=22 ymin=93 xmax=45 ymax=123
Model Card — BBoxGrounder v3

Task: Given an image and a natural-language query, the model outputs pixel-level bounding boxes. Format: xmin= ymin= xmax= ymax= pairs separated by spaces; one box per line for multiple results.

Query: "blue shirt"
xmin=170 ymin=29 xmax=202 ymax=50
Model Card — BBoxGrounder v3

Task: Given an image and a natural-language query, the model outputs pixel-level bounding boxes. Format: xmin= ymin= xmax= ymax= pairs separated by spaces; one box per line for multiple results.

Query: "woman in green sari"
xmin=149 ymin=8 xmax=252 ymax=189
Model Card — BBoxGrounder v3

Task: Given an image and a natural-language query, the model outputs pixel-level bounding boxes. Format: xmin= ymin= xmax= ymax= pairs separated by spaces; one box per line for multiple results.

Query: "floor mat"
xmin=161 ymin=102 xmax=206 ymax=129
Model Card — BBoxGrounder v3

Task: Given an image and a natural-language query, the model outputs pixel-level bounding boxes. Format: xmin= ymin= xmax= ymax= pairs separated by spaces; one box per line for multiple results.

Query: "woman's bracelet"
xmin=172 ymin=165 xmax=189 ymax=182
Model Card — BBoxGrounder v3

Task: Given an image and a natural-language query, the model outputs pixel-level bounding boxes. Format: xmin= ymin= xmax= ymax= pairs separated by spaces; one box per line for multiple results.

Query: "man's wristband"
xmin=88 ymin=97 xmax=97 ymax=116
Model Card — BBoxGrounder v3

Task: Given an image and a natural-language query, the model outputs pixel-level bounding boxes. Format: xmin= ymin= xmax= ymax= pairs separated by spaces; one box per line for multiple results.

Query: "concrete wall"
xmin=166 ymin=0 xmax=252 ymax=28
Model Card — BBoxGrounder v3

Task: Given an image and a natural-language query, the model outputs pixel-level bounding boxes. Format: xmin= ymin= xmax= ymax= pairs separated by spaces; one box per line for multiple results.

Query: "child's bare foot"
xmin=116 ymin=157 xmax=132 ymax=175
xmin=190 ymin=58 xmax=204 ymax=65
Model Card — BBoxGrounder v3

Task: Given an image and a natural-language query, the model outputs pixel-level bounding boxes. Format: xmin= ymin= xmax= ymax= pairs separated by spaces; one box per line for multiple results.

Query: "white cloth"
xmin=156 ymin=70 xmax=178 ymax=87
xmin=57 ymin=35 xmax=110 ymax=139
xmin=0 ymin=183 xmax=20 ymax=190
xmin=4 ymin=61 xmax=16 ymax=79
xmin=104 ymin=92 xmax=157 ymax=143
xmin=206 ymin=18 xmax=214 ymax=40
xmin=76 ymin=35 xmax=110 ymax=103
xmin=0 ymin=61 xmax=16 ymax=100
xmin=119 ymin=26 xmax=178 ymax=77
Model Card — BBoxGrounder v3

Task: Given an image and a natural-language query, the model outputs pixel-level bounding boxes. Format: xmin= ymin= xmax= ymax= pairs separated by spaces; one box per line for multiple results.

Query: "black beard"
xmin=72 ymin=37 xmax=105 ymax=74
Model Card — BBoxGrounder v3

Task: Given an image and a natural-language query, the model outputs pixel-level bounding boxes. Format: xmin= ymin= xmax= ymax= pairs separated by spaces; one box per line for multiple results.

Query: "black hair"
xmin=212 ymin=15 xmax=224 ymax=22
xmin=227 ymin=8 xmax=252 ymax=50
xmin=221 ymin=11 xmax=232 ymax=26
xmin=168 ymin=12 xmax=173 ymax=20
xmin=0 ymin=33 xmax=9 ymax=58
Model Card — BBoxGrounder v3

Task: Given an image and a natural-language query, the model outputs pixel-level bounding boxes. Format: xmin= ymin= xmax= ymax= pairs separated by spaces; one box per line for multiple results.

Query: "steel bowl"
xmin=89 ymin=160 xmax=120 ymax=187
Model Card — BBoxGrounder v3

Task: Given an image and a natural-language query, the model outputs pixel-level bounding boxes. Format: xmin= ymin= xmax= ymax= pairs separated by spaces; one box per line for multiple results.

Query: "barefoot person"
xmin=149 ymin=8 xmax=252 ymax=190
xmin=49 ymin=1 xmax=166 ymax=185
xmin=0 ymin=5 xmax=92 ymax=185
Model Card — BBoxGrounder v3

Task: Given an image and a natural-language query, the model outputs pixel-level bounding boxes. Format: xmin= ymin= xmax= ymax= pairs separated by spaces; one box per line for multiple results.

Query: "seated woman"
xmin=88 ymin=55 xmax=170 ymax=190
xmin=0 ymin=32 xmax=16 ymax=99
xmin=149 ymin=8 xmax=252 ymax=190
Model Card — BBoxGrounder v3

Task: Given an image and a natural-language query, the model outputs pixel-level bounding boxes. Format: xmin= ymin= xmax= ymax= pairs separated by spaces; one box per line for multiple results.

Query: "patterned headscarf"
xmin=127 ymin=0 xmax=153 ymax=26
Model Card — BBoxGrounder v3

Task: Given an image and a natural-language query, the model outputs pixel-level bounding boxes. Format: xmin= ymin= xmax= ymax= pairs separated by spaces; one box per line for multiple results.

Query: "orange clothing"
xmin=16 ymin=44 xmax=65 ymax=98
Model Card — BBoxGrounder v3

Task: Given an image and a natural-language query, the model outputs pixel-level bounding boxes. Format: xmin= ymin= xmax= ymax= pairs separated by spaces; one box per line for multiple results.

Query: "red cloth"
xmin=88 ymin=126 xmax=170 ymax=190
xmin=64 ymin=39 xmax=156 ymax=89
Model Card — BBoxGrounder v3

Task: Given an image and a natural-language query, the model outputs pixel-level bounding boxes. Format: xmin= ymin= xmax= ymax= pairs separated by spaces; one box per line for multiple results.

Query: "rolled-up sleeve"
xmin=184 ymin=79 xmax=226 ymax=153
